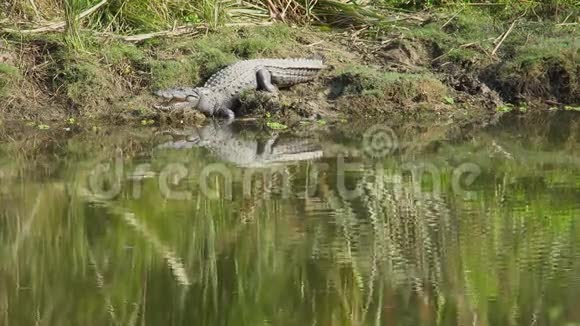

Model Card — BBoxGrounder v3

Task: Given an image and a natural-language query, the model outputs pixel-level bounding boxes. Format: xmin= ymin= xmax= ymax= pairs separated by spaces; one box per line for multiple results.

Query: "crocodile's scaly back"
xmin=203 ymin=58 xmax=325 ymax=88
xmin=203 ymin=60 xmax=260 ymax=89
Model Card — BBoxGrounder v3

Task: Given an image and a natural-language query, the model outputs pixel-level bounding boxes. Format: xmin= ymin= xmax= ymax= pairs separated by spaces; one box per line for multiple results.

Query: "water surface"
xmin=1 ymin=119 xmax=579 ymax=325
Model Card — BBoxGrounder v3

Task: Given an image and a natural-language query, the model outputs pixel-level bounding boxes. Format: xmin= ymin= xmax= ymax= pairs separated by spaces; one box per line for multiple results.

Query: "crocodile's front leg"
xmin=217 ymin=107 xmax=235 ymax=121
xmin=263 ymin=133 xmax=279 ymax=154
xmin=257 ymin=68 xmax=278 ymax=93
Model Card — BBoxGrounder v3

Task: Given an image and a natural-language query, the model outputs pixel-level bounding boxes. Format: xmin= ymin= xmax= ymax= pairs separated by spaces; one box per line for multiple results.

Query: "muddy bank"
xmin=0 ymin=14 xmax=578 ymax=143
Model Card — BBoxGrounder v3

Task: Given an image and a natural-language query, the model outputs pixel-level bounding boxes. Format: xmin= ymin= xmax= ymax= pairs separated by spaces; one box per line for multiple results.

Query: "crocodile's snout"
xmin=154 ymin=89 xmax=179 ymax=99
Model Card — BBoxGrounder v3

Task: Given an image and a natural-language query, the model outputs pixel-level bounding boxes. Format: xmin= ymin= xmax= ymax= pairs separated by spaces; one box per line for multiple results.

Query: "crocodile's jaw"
xmin=154 ymin=87 xmax=201 ymax=108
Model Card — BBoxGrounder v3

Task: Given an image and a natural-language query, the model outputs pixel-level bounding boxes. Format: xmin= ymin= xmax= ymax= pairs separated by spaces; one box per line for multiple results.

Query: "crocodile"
xmin=156 ymin=120 xmax=324 ymax=168
xmin=153 ymin=58 xmax=326 ymax=119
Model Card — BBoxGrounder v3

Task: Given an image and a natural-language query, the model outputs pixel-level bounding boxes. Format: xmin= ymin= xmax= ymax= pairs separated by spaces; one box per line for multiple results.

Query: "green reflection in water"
xmin=1 ymin=120 xmax=579 ymax=326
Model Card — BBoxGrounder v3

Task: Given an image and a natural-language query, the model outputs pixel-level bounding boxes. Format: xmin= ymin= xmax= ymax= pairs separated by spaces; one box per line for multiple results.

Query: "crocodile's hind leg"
xmin=257 ymin=69 xmax=278 ymax=93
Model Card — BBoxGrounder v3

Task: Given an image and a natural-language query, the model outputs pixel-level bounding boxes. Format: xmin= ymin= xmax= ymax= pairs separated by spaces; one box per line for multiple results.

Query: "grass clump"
xmin=383 ymin=0 xmax=576 ymax=18
xmin=226 ymin=25 xmax=296 ymax=58
xmin=63 ymin=0 xmax=85 ymax=50
xmin=405 ymin=9 xmax=500 ymax=65
xmin=332 ymin=65 xmax=447 ymax=102
xmin=148 ymin=59 xmax=200 ymax=90
xmin=233 ymin=37 xmax=279 ymax=58
xmin=59 ymin=59 xmax=121 ymax=111
xmin=102 ymin=43 xmax=145 ymax=65
xmin=488 ymin=33 xmax=579 ymax=104
xmin=333 ymin=65 xmax=408 ymax=96
xmin=191 ymin=43 xmax=237 ymax=77
xmin=0 ymin=63 xmax=19 ymax=96
xmin=446 ymin=8 xmax=497 ymax=40
xmin=510 ymin=35 xmax=578 ymax=66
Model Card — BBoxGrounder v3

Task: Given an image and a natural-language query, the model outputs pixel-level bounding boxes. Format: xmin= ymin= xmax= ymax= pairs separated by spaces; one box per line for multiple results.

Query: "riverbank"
xmin=1 ymin=9 xmax=578 ymax=144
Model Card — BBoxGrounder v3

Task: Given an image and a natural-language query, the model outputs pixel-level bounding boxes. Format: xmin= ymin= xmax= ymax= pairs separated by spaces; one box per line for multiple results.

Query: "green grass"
xmin=3 ymin=24 xmax=301 ymax=115
xmin=0 ymin=63 xmax=19 ymax=96
xmin=148 ymin=59 xmax=200 ymax=90
xmin=511 ymin=35 xmax=578 ymax=66
xmin=488 ymin=28 xmax=578 ymax=103
xmin=102 ymin=43 xmax=145 ymax=65
xmin=382 ymin=0 xmax=577 ymax=16
xmin=60 ymin=60 xmax=119 ymax=105
xmin=191 ymin=42 xmax=237 ymax=76
xmin=333 ymin=65 xmax=445 ymax=100
xmin=4 ymin=0 xmax=576 ymax=41
xmin=63 ymin=0 xmax=85 ymax=50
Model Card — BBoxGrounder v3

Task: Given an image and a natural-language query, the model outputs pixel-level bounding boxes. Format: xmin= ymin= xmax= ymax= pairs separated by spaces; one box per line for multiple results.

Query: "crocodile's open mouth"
xmin=154 ymin=92 xmax=187 ymax=101
xmin=154 ymin=87 xmax=200 ymax=101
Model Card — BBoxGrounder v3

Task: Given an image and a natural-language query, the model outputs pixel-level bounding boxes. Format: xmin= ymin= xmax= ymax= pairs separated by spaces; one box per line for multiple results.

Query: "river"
xmin=1 ymin=117 xmax=579 ymax=325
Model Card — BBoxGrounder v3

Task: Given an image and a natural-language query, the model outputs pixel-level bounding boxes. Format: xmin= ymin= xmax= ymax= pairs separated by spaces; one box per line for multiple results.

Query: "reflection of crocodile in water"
xmin=154 ymin=58 xmax=326 ymax=119
xmin=157 ymin=121 xmax=324 ymax=168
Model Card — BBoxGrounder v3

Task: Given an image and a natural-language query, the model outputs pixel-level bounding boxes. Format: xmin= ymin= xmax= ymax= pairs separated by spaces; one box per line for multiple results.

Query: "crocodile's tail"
xmin=264 ymin=58 xmax=326 ymax=87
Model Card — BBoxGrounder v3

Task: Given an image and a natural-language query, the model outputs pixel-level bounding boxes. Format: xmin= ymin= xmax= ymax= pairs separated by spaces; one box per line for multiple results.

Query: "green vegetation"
xmin=148 ymin=59 xmax=200 ymax=90
xmin=334 ymin=65 xmax=447 ymax=101
xmin=0 ymin=0 xmax=576 ymax=122
xmin=0 ymin=24 xmax=305 ymax=119
xmin=266 ymin=120 xmax=288 ymax=129
xmin=0 ymin=1 xmax=577 ymax=322
xmin=61 ymin=60 xmax=119 ymax=106
xmin=102 ymin=42 xmax=144 ymax=65
xmin=0 ymin=63 xmax=19 ymax=96
xmin=2 ymin=0 xmax=575 ymax=37
xmin=63 ymin=0 xmax=85 ymax=49
xmin=489 ymin=31 xmax=579 ymax=103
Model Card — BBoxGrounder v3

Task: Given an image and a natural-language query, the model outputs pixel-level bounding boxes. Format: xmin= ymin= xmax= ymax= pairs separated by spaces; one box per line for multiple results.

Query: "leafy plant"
xmin=266 ymin=121 xmax=288 ymax=129
xmin=496 ymin=104 xmax=514 ymax=112
xmin=141 ymin=119 xmax=155 ymax=126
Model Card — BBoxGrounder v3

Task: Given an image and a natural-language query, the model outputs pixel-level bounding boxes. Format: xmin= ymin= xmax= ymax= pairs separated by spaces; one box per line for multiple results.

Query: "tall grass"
xmin=2 ymin=0 xmax=576 ymax=36
xmin=63 ymin=0 xmax=85 ymax=49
